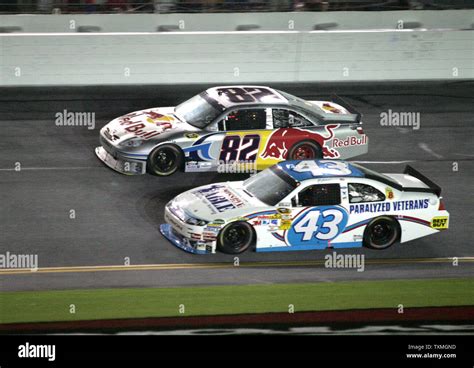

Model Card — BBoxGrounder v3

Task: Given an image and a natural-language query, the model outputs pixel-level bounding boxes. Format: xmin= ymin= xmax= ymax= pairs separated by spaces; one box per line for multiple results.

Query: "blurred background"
xmin=1 ymin=0 xmax=473 ymax=14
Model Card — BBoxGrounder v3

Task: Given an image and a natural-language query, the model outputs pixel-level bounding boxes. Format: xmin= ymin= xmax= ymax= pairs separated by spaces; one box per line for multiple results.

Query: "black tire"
xmin=363 ymin=216 xmax=400 ymax=250
xmin=288 ymin=140 xmax=322 ymax=160
xmin=147 ymin=144 xmax=184 ymax=176
xmin=217 ymin=221 xmax=254 ymax=254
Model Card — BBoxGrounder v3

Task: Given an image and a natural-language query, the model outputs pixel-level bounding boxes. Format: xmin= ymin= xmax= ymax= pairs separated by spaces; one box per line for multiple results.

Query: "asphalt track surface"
xmin=1 ymin=81 xmax=473 ymax=291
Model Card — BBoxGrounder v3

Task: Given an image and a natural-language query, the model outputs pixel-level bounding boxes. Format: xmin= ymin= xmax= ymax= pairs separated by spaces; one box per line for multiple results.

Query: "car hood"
xmin=172 ymin=182 xmax=265 ymax=221
xmin=101 ymin=107 xmax=196 ymax=144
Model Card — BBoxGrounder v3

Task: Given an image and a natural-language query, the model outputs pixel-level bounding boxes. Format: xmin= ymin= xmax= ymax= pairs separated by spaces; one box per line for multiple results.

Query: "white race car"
xmin=160 ymin=160 xmax=449 ymax=254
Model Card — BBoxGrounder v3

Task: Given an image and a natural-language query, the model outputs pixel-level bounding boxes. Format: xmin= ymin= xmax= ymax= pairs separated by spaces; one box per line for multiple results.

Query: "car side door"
xmin=260 ymin=107 xmax=338 ymax=163
xmin=286 ymin=182 xmax=349 ymax=249
xmin=214 ymin=108 xmax=269 ymax=167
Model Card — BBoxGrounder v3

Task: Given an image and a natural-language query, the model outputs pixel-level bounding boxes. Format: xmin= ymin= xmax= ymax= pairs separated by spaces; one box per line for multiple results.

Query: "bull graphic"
xmin=260 ymin=124 xmax=339 ymax=160
xmin=145 ymin=111 xmax=174 ymax=130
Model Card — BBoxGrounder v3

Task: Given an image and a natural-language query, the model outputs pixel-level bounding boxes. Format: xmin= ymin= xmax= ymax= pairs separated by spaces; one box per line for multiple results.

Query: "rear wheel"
xmin=363 ymin=216 xmax=400 ymax=250
xmin=147 ymin=145 xmax=183 ymax=176
xmin=217 ymin=222 xmax=254 ymax=254
xmin=288 ymin=141 xmax=322 ymax=160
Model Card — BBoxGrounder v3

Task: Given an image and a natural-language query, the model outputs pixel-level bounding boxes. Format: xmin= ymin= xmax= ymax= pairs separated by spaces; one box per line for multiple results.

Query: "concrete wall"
xmin=0 ymin=10 xmax=473 ymax=33
xmin=0 ymin=29 xmax=472 ymax=86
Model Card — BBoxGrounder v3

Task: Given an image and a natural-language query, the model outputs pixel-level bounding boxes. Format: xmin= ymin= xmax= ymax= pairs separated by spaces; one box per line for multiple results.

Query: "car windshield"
xmin=244 ymin=166 xmax=298 ymax=206
xmin=174 ymin=93 xmax=222 ymax=128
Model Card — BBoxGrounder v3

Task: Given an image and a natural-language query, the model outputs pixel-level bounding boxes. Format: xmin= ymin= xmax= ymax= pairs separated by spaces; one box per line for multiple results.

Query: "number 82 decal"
xmin=287 ymin=207 xmax=348 ymax=248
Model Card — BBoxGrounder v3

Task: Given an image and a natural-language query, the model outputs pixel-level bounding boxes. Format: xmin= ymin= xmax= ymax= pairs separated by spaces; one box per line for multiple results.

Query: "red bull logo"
xmin=145 ymin=111 xmax=174 ymax=130
xmin=260 ymin=124 xmax=340 ymax=160
xmin=322 ymin=103 xmax=342 ymax=114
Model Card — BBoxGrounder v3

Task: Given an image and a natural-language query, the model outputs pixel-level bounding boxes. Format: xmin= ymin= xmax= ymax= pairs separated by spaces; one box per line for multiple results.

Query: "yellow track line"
xmin=0 ymin=257 xmax=473 ymax=276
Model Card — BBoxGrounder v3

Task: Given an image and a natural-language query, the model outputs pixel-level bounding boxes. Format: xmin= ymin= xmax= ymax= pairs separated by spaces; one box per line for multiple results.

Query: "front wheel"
xmin=147 ymin=144 xmax=183 ymax=176
xmin=217 ymin=222 xmax=255 ymax=254
xmin=363 ymin=216 xmax=400 ymax=250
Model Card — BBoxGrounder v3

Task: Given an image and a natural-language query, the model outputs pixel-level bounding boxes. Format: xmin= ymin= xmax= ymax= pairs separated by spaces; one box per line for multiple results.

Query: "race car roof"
xmin=276 ymin=160 xmax=365 ymax=182
xmin=205 ymin=86 xmax=360 ymax=123
xmin=205 ymin=86 xmax=288 ymax=108
xmin=277 ymin=160 xmax=402 ymax=188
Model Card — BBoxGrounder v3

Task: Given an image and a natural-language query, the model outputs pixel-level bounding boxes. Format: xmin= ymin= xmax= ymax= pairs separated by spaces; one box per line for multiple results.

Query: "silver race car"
xmin=95 ymin=86 xmax=368 ymax=176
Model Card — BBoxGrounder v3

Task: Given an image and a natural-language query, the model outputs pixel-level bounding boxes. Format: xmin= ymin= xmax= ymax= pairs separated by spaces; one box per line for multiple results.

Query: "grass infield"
xmin=1 ymin=278 xmax=473 ymax=324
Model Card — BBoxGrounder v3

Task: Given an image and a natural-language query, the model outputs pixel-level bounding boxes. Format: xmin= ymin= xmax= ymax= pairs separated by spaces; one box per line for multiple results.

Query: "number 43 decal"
xmin=287 ymin=207 xmax=348 ymax=247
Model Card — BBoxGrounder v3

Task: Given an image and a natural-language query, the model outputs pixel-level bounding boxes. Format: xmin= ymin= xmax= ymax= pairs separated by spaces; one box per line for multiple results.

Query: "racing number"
xmin=287 ymin=207 xmax=348 ymax=247
xmin=294 ymin=209 xmax=343 ymax=241
xmin=216 ymin=87 xmax=276 ymax=103
xmin=219 ymin=134 xmax=260 ymax=162
xmin=292 ymin=160 xmax=352 ymax=176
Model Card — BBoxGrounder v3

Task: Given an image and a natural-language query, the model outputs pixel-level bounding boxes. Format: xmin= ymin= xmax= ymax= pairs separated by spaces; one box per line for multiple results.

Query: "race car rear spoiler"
xmin=403 ymin=165 xmax=442 ymax=197
xmin=330 ymin=94 xmax=362 ymax=123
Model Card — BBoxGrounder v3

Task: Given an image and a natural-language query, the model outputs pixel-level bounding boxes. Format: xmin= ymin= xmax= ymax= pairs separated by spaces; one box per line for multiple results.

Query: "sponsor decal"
xmin=321 ymin=103 xmax=343 ymax=114
xmin=185 ymin=133 xmax=199 ymax=139
xmin=230 ymin=217 xmax=249 ymax=222
xmin=185 ymin=161 xmax=212 ymax=171
xmin=332 ymin=135 xmax=367 ymax=148
xmin=203 ymin=233 xmax=217 ymax=240
xmin=276 ymin=207 xmax=291 ymax=214
xmin=431 ymin=216 xmax=448 ymax=229
xmin=279 ymin=219 xmax=292 ymax=230
xmin=260 ymin=125 xmax=340 ymax=160
xmin=349 ymin=199 xmax=429 ymax=214
xmin=193 ymin=185 xmax=245 ymax=213
xmin=145 ymin=111 xmax=174 ymax=127
xmin=385 ymin=187 xmax=394 ymax=200
xmin=117 ymin=110 xmax=175 ymax=140
xmin=353 ymin=234 xmax=363 ymax=241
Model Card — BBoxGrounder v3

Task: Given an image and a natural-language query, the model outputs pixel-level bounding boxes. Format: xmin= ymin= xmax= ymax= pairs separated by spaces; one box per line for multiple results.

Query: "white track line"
xmin=352 ymin=160 xmax=414 ymax=164
xmin=0 ymin=166 xmax=101 ymax=171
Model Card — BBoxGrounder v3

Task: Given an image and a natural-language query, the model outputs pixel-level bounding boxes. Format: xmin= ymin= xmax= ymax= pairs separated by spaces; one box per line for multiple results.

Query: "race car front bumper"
xmin=160 ymin=204 xmax=217 ymax=254
xmin=95 ymin=146 xmax=146 ymax=175
xmin=160 ymin=224 xmax=213 ymax=255
xmin=95 ymin=132 xmax=147 ymax=175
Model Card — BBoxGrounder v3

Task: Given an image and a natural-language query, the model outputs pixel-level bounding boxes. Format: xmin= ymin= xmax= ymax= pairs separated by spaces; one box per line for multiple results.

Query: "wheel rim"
xmin=154 ymin=148 xmax=176 ymax=173
xmin=292 ymin=145 xmax=315 ymax=159
xmin=370 ymin=221 xmax=395 ymax=247
xmin=224 ymin=225 xmax=249 ymax=250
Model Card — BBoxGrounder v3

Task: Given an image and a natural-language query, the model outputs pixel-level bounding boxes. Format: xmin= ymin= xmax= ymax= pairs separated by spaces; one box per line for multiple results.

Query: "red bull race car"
xmin=161 ymin=160 xmax=449 ymax=254
xmin=96 ymin=86 xmax=368 ymax=176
